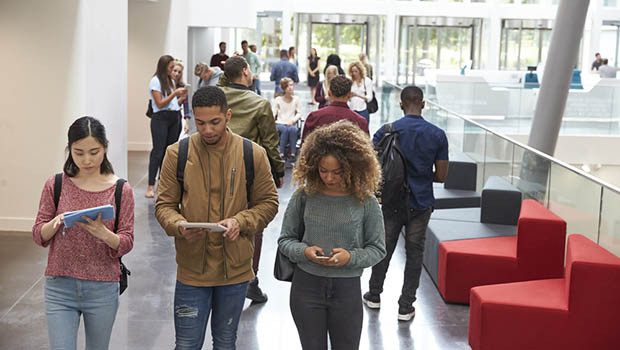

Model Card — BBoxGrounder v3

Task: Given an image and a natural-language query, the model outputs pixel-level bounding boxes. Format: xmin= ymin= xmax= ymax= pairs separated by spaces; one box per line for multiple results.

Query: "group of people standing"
xmin=32 ymin=36 xmax=449 ymax=350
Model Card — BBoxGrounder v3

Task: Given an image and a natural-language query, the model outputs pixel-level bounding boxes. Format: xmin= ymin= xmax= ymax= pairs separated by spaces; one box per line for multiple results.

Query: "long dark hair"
xmin=155 ymin=55 xmax=174 ymax=96
xmin=64 ymin=116 xmax=114 ymax=177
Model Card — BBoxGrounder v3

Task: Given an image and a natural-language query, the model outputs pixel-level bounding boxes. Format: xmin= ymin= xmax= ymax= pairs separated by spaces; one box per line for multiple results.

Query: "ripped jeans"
xmin=174 ymin=280 xmax=248 ymax=350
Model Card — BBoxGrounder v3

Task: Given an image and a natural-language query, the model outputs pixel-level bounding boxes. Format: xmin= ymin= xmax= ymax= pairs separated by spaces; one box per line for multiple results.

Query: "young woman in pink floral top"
xmin=32 ymin=116 xmax=135 ymax=349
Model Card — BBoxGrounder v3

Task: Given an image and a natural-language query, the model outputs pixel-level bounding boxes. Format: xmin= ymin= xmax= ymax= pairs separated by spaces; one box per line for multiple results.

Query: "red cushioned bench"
xmin=437 ymin=199 xmax=566 ymax=303
xmin=469 ymin=234 xmax=620 ymax=350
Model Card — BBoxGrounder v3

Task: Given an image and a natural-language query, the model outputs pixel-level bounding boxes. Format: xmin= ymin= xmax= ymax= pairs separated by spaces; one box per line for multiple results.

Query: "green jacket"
xmin=219 ymin=82 xmax=285 ymax=178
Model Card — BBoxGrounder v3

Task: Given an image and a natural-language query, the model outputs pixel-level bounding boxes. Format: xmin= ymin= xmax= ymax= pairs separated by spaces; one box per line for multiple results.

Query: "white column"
xmin=79 ymin=0 xmax=129 ymax=178
xmin=282 ymin=10 xmax=292 ymax=50
xmin=487 ymin=16 xmax=502 ymax=70
xmin=585 ymin=0 xmax=602 ymax=71
xmin=384 ymin=13 xmax=397 ymax=82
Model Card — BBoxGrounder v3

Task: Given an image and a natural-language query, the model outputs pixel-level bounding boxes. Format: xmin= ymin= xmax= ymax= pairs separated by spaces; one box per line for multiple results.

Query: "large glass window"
xmin=601 ymin=22 xmax=620 ymax=67
xmin=499 ymin=19 xmax=552 ymax=70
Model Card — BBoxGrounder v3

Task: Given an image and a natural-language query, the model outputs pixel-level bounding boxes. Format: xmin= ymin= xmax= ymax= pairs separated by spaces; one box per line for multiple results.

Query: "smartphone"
xmin=315 ymin=256 xmax=331 ymax=260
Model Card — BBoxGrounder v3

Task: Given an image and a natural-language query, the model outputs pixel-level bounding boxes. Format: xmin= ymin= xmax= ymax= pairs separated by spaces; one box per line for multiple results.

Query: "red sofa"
xmin=437 ymin=199 xmax=566 ymax=303
xmin=469 ymin=234 xmax=620 ymax=350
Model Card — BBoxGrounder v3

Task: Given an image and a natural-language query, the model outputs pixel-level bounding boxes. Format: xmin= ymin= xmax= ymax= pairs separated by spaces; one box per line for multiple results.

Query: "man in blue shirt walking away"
xmin=363 ymin=85 xmax=449 ymax=322
xmin=270 ymin=49 xmax=299 ymax=97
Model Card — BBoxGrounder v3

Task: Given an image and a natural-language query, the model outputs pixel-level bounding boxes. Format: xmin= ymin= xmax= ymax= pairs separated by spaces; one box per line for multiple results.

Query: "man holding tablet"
xmin=155 ymin=86 xmax=279 ymax=349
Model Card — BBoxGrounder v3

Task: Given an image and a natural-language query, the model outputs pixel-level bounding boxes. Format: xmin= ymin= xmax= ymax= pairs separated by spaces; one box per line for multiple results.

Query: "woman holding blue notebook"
xmin=32 ymin=116 xmax=135 ymax=350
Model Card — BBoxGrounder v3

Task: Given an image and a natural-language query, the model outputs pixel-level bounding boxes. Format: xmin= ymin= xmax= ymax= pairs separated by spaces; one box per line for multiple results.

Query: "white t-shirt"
xmin=272 ymin=96 xmax=301 ymax=125
xmin=348 ymin=77 xmax=374 ymax=112
xmin=149 ymin=76 xmax=180 ymax=113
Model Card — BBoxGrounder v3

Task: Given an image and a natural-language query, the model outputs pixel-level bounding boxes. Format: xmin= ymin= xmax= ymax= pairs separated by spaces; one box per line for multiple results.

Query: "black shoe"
xmin=362 ymin=292 xmax=381 ymax=309
xmin=246 ymin=277 xmax=268 ymax=303
xmin=398 ymin=305 xmax=415 ymax=321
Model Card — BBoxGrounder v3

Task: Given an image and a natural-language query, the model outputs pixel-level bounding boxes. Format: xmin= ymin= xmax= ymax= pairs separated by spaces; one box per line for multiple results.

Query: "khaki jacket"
xmin=155 ymin=131 xmax=279 ymax=286
xmin=218 ymin=80 xmax=285 ymax=178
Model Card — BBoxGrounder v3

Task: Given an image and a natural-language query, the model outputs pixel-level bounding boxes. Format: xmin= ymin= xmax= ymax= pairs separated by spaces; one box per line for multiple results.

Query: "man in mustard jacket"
xmin=219 ymin=56 xmax=284 ymax=302
xmin=155 ymin=86 xmax=278 ymax=349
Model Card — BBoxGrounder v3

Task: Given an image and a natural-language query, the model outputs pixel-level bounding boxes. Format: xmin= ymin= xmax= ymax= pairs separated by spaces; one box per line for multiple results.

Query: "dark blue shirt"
xmin=373 ymin=114 xmax=449 ymax=210
xmin=270 ymin=59 xmax=299 ymax=94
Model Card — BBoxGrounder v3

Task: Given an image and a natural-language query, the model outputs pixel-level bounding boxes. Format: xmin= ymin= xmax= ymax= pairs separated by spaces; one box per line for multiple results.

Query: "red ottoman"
xmin=437 ymin=199 xmax=566 ymax=303
xmin=469 ymin=234 xmax=620 ymax=350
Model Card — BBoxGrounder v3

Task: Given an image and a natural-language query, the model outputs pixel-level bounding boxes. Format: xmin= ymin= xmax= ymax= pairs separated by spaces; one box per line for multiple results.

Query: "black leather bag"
xmin=364 ymin=80 xmax=378 ymax=114
xmin=274 ymin=192 xmax=306 ymax=282
xmin=146 ymin=100 xmax=154 ymax=118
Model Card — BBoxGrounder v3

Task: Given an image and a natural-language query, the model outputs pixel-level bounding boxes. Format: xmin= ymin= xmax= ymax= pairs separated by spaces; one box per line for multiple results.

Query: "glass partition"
xmin=599 ymin=187 xmax=620 ymax=256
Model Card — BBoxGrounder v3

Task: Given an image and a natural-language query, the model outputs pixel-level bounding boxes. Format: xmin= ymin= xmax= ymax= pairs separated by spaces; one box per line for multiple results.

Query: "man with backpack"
xmin=363 ymin=85 xmax=449 ymax=322
xmin=155 ymin=86 xmax=279 ymax=349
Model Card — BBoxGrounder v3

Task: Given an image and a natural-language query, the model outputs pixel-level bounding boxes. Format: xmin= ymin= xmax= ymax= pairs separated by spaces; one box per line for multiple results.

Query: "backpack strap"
xmin=297 ymin=191 xmax=306 ymax=241
xmin=53 ymin=173 xmax=63 ymax=209
xmin=243 ymin=138 xmax=254 ymax=204
xmin=177 ymin=137 xmax=190 ymax=202
xmin=114 ymin=179 xmax=126 ymax=232
xmin=384 ymin=122 xmax=395 ymax=134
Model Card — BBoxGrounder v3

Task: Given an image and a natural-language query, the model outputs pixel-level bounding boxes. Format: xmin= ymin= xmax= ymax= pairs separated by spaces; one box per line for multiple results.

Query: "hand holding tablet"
xmin=63 ymin=205 xmax=114 ymax=228
xmin=179 ymin=222 xmax=227 ymax=232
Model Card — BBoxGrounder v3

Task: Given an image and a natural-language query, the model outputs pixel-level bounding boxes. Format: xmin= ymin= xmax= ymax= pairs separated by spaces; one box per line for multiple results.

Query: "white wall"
xmin=0 ymin=0 xmax=128 ymax=232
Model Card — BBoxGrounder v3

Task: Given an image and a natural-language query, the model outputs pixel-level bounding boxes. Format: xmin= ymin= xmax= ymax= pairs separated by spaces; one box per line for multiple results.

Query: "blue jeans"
xmin=174 ymin=280 xmax=248 ymax=350
xmin=355 ymin=109 xmax=370 ymax=125
xmin=276 ymin=124 xmax=299 ymax=156
xmin=252 ymin=79 xmax=261 ymax=95
xmin=44 ymin=276 xmax=119 ymax=350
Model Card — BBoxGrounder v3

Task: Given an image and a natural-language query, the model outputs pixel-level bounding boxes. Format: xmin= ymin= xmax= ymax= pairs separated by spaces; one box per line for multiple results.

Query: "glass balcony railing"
xmin=380 ymin=81 xmax=620 ymax=258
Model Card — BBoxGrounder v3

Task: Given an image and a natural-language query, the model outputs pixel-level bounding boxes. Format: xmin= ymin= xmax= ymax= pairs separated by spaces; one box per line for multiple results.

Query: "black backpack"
xmin=176 ymin=137 xmax=254 ymax=203
xmin=375 ymin=122 xmax=410 ymax=209
xmin=53 ymin=174 xmax=131 ymax=295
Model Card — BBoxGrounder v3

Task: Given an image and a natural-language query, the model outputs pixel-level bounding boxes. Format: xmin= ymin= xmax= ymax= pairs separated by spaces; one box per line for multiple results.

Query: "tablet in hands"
xmin=179 ymin=222 xmax=227 ymax=232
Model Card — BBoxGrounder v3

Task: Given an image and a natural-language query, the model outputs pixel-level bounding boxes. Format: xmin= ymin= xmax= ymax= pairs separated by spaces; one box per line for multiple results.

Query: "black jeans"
xmin=148 ymin=110 xmax=181 ymax=186
xmin=369 ymin=206 xmax=433 ymax=308
xmin=290 ymin=268 xmax=362 ymax=350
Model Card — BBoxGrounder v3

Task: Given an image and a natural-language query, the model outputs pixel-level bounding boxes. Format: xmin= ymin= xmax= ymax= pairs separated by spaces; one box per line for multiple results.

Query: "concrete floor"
xmin=0 ymin=82 xmax=471 ymax=349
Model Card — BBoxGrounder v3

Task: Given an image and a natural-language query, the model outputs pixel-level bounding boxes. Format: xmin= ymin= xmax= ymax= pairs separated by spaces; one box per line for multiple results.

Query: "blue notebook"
xmin=63 ymin=205 xmax=114 ymax=227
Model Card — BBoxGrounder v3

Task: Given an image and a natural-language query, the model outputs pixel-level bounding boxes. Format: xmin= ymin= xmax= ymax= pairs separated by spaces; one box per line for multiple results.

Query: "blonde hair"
xmin=194 ymin=62 xmax=208 ymax=77
xmin=359 ymin=53 xmax=369 ymax=65
xmin=280 ymin=77 xmax=294 ymax=92
xmin=293 ymin=120 xmax=381 ymax=202
xmin=173 ymin=60 xmax=185 ymax=86
xmin=323 ymin=65 xmax=339 ymax=94
xmin=347 ymin=61 xmax=366 ymax=83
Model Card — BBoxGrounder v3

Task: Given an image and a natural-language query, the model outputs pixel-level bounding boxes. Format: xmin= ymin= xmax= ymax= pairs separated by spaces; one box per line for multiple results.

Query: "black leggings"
xmin=148 ymin=110 xmax=181 ymax=186
xmin=290 ymin=267 xmax=363 ymax=350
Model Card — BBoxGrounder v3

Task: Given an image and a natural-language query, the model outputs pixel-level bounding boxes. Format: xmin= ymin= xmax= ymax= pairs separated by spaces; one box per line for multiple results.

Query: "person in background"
xmin=33 ymin=116 xmax=135 ymax=350
xmin=324 ymin=53 xmax=345 ymax=75
xmin=194 ymin=62 xmax=224 ymax=89
xmin=249 ymin=44 xmax=262 ymax=95
xmin=314 ymin=65 xmax=339 ymax=109
xmin=278 ymin=120 xmax=386 ymax=350
xmin=599 ymin=58 xmax=617 ymax=78
xmin=592 ymin=52 xmax=603 ymax=71
xmin=155 ymin=86 xmax=279 ymax=349
xmin=272 ymin=77 xmax=302 ymax=159
xmin=146 ymin=55 xmax=187 ymax=198
xmin=289 ymin=46 xmax=299 ymax=68
xmin=363 ymin=85 xmax=449 ymax=322
xmin=348 ymin=61 xmax=374 ymax=125
xmin=241 ymin=40 xmax=262 ymax=94
xmin=303 ymin=75 xmax=369 ymax=143
xmin=171 ymin=60 xmax=191 ymax=136
xmin=307 ymin=48 xmax=321 ymax=105
xmin=210 ymin=41 xmax=229 ymax=70
xmin=359 ymin=53 xmax=374 ymax=81
xmin=219 ymin=56 xmax=285 ymax=302
xmin=270 ymin=49 xmax=299 ymax=97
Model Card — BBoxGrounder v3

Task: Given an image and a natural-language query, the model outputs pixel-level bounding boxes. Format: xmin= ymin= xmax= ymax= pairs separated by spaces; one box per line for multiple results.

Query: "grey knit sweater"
xmin=278 ymin=190 xmax=387 ymax=278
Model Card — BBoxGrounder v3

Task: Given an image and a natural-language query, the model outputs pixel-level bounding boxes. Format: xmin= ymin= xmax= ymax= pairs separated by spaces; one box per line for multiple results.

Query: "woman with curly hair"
xmin=348 ymin=61 xmax=374 ymax=125
xmin=278 ymin=120 xmax=386 ymax=350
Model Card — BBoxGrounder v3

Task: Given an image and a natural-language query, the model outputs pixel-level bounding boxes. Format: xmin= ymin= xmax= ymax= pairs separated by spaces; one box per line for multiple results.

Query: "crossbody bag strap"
xmin=297 ymin=191 xmax=306 ymax=241
xmin=243 ymin=138 xmax=254 ymax=205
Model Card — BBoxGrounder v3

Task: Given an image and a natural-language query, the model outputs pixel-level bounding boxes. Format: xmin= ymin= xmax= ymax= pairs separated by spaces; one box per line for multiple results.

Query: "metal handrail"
xmin=384 ymin=81 xmax=620 ymax=195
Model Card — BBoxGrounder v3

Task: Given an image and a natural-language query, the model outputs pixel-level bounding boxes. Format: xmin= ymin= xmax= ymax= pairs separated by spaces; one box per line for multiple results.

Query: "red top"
xmin=32 ymin=174 xmax=135 ymax=282
xmin=301 ymin=101 xmax=369 ymax=142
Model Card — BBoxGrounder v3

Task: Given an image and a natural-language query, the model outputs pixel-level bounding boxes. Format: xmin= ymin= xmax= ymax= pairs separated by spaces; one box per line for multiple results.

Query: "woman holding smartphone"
xmin=278 ymin=120 xmax=386 ymax=350
xmin=171 ymin=59 xmax=191 ymax=136
xmin=146 ymin=55 xmax=187 ymax=198
xmin=32 ymin=116 xmax=135 ymax=349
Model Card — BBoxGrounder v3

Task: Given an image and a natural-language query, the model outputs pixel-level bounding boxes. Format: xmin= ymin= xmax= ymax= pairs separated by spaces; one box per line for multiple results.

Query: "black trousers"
xmin=290 ymin=267 xmax=362 ymax=350
xmin=148 ymin=110 xmax=181 ymax=186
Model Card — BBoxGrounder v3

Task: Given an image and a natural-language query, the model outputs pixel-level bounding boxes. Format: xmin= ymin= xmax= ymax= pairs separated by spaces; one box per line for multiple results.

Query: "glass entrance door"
xmin=311 ymin=22 xmax=368 ymax=71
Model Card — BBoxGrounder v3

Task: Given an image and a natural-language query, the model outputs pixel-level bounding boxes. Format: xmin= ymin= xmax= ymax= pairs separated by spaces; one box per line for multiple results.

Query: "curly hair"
xmin=347 ymin=61 xmax=366 ymax=83
xmin=293 ymin=120 xmax=381 ymax=202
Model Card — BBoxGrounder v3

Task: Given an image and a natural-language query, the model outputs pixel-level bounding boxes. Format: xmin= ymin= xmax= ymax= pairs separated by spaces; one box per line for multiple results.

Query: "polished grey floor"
xmin=0 ymin=83 xmax=470 ymax=350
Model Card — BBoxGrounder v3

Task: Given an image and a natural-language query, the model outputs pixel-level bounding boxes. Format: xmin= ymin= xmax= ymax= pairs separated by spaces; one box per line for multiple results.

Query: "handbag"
xmin=364 ymin=80 xmax=379 ymax=114
xmin=146 ymin=100 xmax=154 ymax=118
xmin=274 ymin=191 xmax=306 ymax=282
